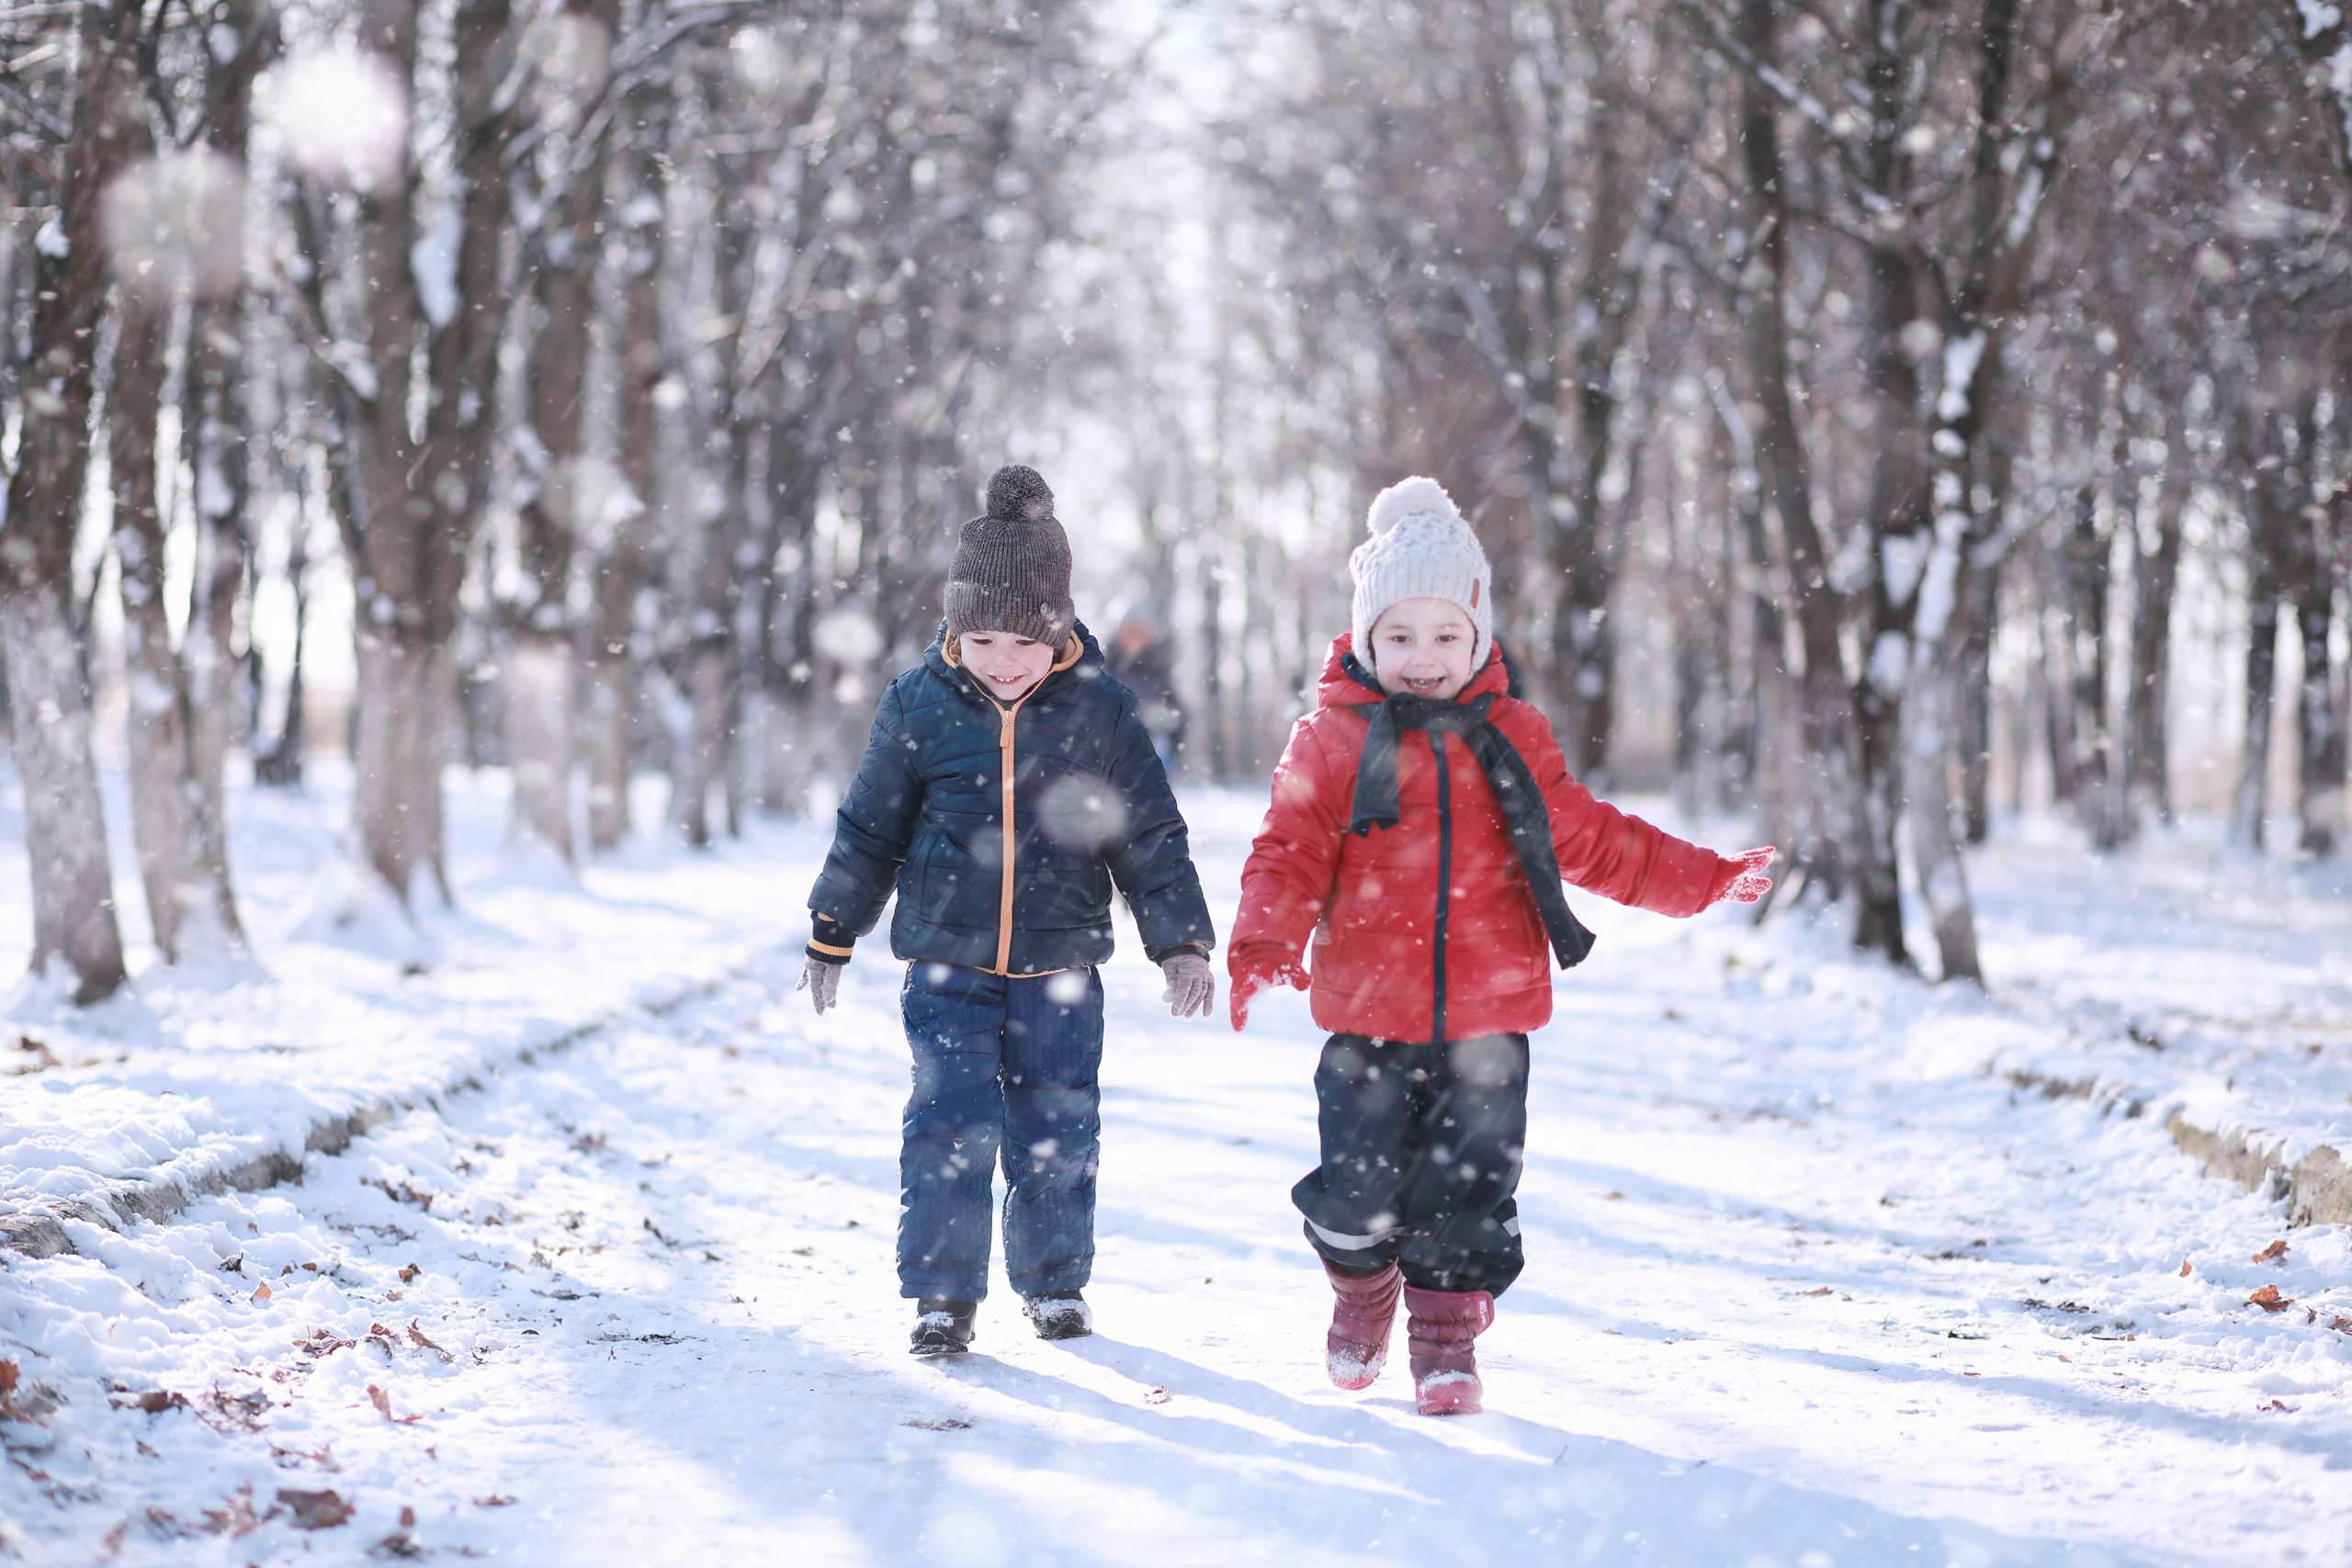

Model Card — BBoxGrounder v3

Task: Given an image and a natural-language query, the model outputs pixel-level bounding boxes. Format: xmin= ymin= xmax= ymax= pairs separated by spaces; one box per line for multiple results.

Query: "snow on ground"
xmin=0 ymin=761 xmax=831 ymax=1220
xmin=2 ymin=776 xmax=2348 ymax=1566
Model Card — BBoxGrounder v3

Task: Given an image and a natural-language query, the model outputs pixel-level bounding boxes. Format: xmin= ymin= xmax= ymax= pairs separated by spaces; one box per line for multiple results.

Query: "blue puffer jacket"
xmin=809 ymin=622 xmax=1216 ymax=974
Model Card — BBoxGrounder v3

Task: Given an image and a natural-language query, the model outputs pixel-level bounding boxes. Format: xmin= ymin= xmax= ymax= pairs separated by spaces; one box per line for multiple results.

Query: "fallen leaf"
xmin=401 ymin=1506 xmax=416 ymax=1528
xmin=2178 ymin=1260 xmax=2192 ymax=1278
xmin=2254 ymin=1239 xmax=2289 ymax=1264
xmin=900 ymin=1416 xmax=972 ymax=1430
xmin=2056 ymin=1355 xmax=2071 ymax=1363
xmin=2248 ymin=1284 xmax=2295 ymax=1313
xmin=790 ymin=1247 xmax=814 ymax=1257
xmin=130 ymin=1390 xmax=187 ymax=1414
xmin=407 ymin=1321 xmax=453 ymax=1361
xmin=399 ymin=1263 xmax=421 ymax=1283
xmin=386 ymin=1291 xmax=403 ymax=1302
xmin=368 ymin=1385 xmax=391 ymax=1417
xmin=201 ymin=1486 xmax=260 ymax=1537
xmin=2264 ymin=1398 xmax=2298 ymax=1413
xmin=2331 ymin=1317 xmax=2352 ymax=1334
xmin=0 ymin=1361 xmax=42 ymax=1426
xmin=473 ymin=1495 xmax=517 ymax=1507
xmin=1604 ymin=1190 xmax=1626 ymax=1201
xmin=370 ymin=1323 xmax=397 ymax=1339
xmin=251 ymin=1282 xmax=272 ymax=1304
xmin=276 ymin=1488 xmax=353 ymax=1529
xmin=1799 ymin=1286 xmax=1834 ymax=1296
xmin=1143 ymin=1387 xmax=1171 ymax=1405
xmin=373 ymin=1532 xmax=424 ymax=1558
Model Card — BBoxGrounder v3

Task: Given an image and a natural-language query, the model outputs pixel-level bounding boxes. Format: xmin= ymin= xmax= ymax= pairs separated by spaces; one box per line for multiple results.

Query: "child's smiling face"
xmin=1367 ymin=597 xmax=1476 ymax=700
xmin=960 ymin=630 xmax=1057 ymax=702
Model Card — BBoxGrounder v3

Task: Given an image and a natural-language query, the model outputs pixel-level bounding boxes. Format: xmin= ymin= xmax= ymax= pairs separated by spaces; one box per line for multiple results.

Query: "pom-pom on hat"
xmin=945 ymin=463 xmax=1076 ymax=648
xmin=1350 ymin=476 xmax=1493 ymax=673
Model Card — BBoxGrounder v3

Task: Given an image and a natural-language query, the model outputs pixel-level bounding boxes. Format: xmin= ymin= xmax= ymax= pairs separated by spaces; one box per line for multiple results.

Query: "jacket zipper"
xmin=994 ymin=694 xmax=1025 ymax=974
xmin=1431 ymin=729 xmax=1451 ymax=1044
xmin=948 ymin=634 xmax=1081 ymax=978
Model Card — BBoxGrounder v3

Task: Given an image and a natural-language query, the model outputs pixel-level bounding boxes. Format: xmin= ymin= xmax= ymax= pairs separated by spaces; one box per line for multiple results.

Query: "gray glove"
xmin=1159 ymin=953 xmax=1215 ymax=1019
xmin=797 ymin=956 xmax=842 ymax=1014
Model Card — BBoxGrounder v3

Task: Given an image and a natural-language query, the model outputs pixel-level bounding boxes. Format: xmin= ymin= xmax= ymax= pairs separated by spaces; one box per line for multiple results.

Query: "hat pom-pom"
xmin=1366 ymin=476 xmax=1457 ymax=536
xmin=986 ymin=463 xmax=1057 ymax=523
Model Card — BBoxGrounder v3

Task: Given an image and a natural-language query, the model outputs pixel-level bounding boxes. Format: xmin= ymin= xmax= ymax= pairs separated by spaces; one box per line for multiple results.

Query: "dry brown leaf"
xmin=2247 ymin=1284 xmax=2295 ymax=1312
xmin=1604 ymin=1190 xmax=1626 ymax=1201
xmin=1799 ymin=1286 xmax=1834 ymax=1296
xmin=202 ymin=1486 xmax=261 ymax=1538
xmin=0 ymin=1359 xmax=37 ymax=1425
xmin=2331 ymin=1317 xmax=2352 ymax=1334
xmin=473 ymin=1495 xmax=517 ymax=1507
xmin=276 ymin=1488 xmax=353 ymax=1529
xmin=399 ymin=1263 xmax=421 ymax=1283
xmin=251 ymin=1282 xmax=272 ymax=1305
xmin=1143 ymin=1387 xmax=1171 ymax=1405
xmin=2177 ymin=1260 xmax=2192 ymax=1278
xmin=123 ymin=1390 xmax=187 ymax=1414
xmin=368 ymin=1384 xmax=392 ymax=1417
xmin=2253 ymin=1239 xmax=2289 ymax=1264
xmin=400 ymin=1506 xmax=416 ymax=1529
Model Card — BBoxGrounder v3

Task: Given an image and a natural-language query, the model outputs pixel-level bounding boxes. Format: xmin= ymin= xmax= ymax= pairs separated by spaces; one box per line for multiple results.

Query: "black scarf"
xmin=1346 ymin=682 xmax=1596 ymax=970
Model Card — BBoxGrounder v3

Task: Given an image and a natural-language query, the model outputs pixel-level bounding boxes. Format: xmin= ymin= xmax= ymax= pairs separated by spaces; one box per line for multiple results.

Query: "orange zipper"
xmin=948 ymin=633 xmax=1082 ymax=977
xmin=995 ymin=694 xmax=1023 ymax=974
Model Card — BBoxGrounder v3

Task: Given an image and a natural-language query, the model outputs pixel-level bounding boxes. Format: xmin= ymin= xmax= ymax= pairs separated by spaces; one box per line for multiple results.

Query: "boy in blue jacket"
xmin=798 ymin=465 xmax=1218 ymax=1356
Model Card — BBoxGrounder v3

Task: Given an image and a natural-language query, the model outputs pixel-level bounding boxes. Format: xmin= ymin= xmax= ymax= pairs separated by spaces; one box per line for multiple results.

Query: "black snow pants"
xmin=1291 ymin=1032 xmax=1529 ymax=1296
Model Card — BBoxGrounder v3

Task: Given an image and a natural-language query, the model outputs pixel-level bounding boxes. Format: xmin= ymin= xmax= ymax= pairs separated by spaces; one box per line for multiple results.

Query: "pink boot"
xmin=1323 ymin=1259 xmax=1401 ymax=1390
xmin=1403 ymin=1286 xmax=1494 ymax=1416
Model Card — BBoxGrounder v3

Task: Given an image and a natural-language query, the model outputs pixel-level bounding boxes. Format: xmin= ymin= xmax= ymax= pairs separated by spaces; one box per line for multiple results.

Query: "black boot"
xmin=910 ymin=1299 xmax=977 ymax=1358
xmin=1022 ymin=1290 xmax=1091 ymax=1341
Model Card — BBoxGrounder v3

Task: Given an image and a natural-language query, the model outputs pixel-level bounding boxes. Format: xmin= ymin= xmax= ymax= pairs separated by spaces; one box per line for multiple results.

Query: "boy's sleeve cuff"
xmin=1146 ymin=941 xmax=1211 ymax=964
xmin=808 ymin=913 xmax=856 ymax=964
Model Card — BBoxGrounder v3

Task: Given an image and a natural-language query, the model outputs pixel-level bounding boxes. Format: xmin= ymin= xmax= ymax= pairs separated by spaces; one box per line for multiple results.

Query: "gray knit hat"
xmin=944 ymin=464 xmax=1075 ymax=647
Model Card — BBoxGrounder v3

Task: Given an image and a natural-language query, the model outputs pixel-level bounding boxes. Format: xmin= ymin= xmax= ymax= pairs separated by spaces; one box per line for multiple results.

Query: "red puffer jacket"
xmin=1230 ymin=635 xmax=1730 ymax=1042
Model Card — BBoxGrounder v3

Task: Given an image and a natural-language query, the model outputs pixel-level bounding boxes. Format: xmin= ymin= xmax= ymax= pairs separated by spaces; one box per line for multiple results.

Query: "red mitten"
xmin=1708 ymin=846 xmax=1776 ymax=907
xmin=1228 ymin=946 xmax=1310 ymax=1031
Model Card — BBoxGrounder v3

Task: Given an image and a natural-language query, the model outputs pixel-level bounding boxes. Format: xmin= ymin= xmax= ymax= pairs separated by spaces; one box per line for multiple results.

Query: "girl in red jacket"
xmin=1228 ymin=477 xmax=1773 ymax=1416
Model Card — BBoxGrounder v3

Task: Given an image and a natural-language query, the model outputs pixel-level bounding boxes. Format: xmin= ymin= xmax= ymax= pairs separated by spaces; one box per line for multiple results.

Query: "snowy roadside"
xmin=0 ymin=762 xmax=828 ymax=1258
xmin=1864 ymin=812 xmax=2352 ymax=1226
xmin=0 ymin=788 xmax=2345 ymax=1566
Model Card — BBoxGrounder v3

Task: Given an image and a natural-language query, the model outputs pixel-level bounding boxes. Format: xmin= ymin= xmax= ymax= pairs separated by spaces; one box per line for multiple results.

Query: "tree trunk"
xmin=113 ymin=291 xmax=244 ymax=965
xmin=586 ymin=81 xmax=668 ymax=852
xmin=344 ymin=0 xmax=517 ymax=900
xmin=2121 ymin=437 xmax=2185 ymax=828
xmin=185 ymin=0 xmax=277 ymax=873
xmin=2296 ymin=590 xmax=2341 ymax=854
xmin=1956 ymin=556 xmax=1999 ymax=843
xmin=2062 ymin=462 xmax=2118 ymax=848
xmin=503 ymin=0 xmax=615 ymax=863
xmin=1734 ymin=0 xmax=1870 ymax=914
xmin=0 ymin=0 xmax=143 ymax=1000
xmin=2233 ymin=550 xmax=2282 ymax=852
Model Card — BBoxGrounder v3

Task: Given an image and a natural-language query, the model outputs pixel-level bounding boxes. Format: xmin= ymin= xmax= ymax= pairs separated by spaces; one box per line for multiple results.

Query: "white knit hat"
xmin=1349 ymin=477 xmax=1493 ymax=673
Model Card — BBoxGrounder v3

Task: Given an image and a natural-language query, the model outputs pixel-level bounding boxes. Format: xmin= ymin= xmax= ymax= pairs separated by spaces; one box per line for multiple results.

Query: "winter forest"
xmin=3 ymin=0 xmax=2352 ymax=1563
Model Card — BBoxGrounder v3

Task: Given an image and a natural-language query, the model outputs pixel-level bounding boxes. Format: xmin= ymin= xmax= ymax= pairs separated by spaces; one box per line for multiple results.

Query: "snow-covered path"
xmin=4 ymin=795 xmax=2347 ymax=1566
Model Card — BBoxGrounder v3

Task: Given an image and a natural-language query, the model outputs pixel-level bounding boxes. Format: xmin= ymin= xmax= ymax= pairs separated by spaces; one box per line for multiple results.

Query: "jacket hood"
xmin=924 ymin=619 xmax=1105 ymax=707
xmin=1315 ymin=631 xmax=1509 ymax=711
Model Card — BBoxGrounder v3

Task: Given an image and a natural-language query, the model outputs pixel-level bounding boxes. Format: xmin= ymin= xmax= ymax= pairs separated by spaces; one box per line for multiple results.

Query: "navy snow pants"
xmin=897 ymin=962 xmax=1103 ymax=1302
xmin=1292 ymin=1032 xmax=1530 ymax=1296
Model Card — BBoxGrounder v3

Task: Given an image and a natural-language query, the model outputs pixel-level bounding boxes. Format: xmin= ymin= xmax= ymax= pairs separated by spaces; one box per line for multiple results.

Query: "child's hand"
xmin=1228 ymin=950 xmax=1310 ymax=1031
xmin=1709 ymin=846 xmax=1776 ymax=907
xmin=797 ymin=956 xmax=842 ymax=1014
xmin=1159 ymin=953 xmax=1216 ymax=1019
